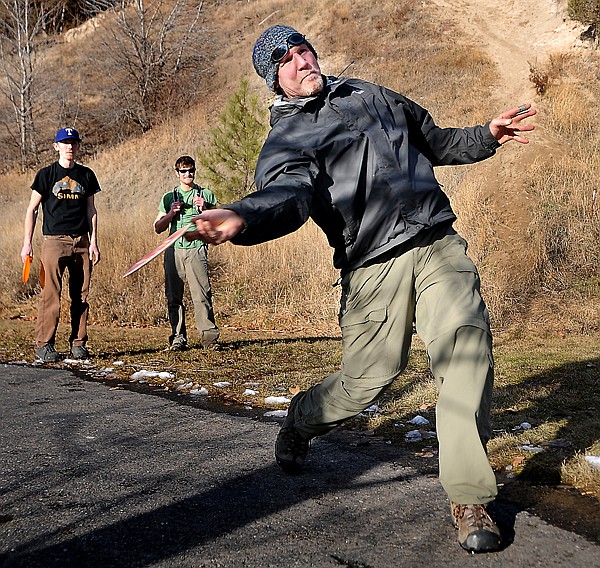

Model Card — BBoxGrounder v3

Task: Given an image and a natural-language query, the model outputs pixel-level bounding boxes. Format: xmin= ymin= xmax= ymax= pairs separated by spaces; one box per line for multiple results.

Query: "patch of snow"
xmin=405 ymin=430 xmax=423 ymax=442
xmin=190 ymin=387 xmax=209 ymax=396
xmin=265 ymin=396 xmax=291 ymax=405
xmin=405 ymin=429 xmax=437 ymax=442
xmin=408 ymin=415 xmax=430 ymax=426
xmin=130 ymin=370 xmax=174 ymax=381
xmin=517 ymin=445 xmax=544 ymax=453
xmin=585 ymin=455 xmax=600 ymax=470
xmin=264 ymin=409 xmax=288 ymax=418
xmin=213 ymin=381 xmax=232 ymax=388
xmin=243 ymin=389 xmax=259 ymax=396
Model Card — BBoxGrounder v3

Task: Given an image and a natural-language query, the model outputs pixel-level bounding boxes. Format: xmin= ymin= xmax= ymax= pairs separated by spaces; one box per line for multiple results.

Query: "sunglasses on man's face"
xmin=177 ymin=168 xmax=196 ymax=175
xmin=270 ymin=32 xmax=306 ymax=63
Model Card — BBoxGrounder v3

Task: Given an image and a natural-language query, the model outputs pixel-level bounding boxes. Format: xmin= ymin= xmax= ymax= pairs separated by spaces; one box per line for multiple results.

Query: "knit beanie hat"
xmin=252 ymin=25 xmax=318 ymax=92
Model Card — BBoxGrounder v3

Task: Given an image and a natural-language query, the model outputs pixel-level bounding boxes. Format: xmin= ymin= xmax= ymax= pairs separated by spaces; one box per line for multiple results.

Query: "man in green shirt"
xmin=154 ymin=155 xmax=219 ymax=350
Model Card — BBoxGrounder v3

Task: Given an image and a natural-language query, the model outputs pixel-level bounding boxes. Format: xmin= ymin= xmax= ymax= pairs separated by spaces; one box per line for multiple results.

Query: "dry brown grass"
xmin=522 ymin=56 xmax=600 ymax=332
xmin=1 ymin=0 xmax=497 ymax=327
xmin=2 ymin=0 xmax=598 ymax=334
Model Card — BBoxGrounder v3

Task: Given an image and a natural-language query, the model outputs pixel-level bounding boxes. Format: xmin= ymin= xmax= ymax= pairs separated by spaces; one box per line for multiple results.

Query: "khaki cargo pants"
xmin=294 ymin=225 xmax=497 ymax=505
xmin=164 ymin=245 xmax=219 ymax=346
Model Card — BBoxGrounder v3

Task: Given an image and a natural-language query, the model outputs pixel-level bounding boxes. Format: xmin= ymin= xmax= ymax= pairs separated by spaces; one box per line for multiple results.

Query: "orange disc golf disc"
xmin=22 ymin=255 xmax=32 ymax=283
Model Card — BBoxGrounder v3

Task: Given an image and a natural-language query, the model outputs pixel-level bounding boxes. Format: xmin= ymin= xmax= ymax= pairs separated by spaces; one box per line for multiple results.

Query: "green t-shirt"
xmin=158 ymin=184 xmax=217 ymax=249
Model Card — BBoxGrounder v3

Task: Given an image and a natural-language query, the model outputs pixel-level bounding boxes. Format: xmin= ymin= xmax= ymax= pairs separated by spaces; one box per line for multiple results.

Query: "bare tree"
xmin=45 ymin=0 xmax=120 ymax=33
xmin=0 ymin=0 xmax=50 ymax=169
xmin=100 ymin=0 xmax=205 ymax=132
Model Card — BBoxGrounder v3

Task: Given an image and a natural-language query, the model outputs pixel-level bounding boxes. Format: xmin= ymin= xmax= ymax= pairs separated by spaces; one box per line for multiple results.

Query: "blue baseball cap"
xmin=55 ymin=127 xmax=81 ymax=143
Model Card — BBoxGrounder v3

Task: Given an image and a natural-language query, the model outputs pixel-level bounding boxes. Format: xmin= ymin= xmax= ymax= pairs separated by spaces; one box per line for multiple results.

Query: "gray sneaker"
xmin=275 ymin=391 xmax=310 ymax=474
xmin=169 ymin=338 xmax=187 ymax=351
xmin=450 ymin=502 xmax=502 ymax=553
xmin=35 ymin=344 xmax=59 ymax=362
xmin=70 ymin=345 xmax=90 ymax=359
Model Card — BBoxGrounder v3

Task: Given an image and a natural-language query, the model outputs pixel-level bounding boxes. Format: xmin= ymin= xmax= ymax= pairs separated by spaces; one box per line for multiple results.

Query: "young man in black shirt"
xmin=21 ymin=127 xmax=101 ymax=362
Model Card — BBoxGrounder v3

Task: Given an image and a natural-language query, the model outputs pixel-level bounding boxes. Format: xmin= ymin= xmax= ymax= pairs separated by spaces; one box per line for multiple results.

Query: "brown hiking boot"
xmin=275 ymin=391 xmax=310 ymax=474
xmin=450 ymin=502 xmax=502 ymax=553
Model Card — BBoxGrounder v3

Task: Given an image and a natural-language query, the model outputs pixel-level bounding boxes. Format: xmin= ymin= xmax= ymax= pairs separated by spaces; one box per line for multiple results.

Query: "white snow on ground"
xmin=264 ymin=396 xmax=290 ymax=405
xmin=264 ymin=410 xmax=287 ymax=418
xmin=213 ymin=381 xmax=232 ymax=388
xmin=405 ymin=430 xmax=437 ymax=442
xmin=190 ymin=387 xmax=209 ymax=396
xmin=360 ymin=404 xmax=379 ymax=415
xmin=130 ymin=370 xmax=174 ymax=381
xmin=585 ymin=456 xmax=600 ymax=470
xmin=408 ymin=415 xmax=430 ymax=426
xmin=243 ymin=389 xmax=259 ymax=396
xmin=517 ymin=444 xmax=545 ymax=453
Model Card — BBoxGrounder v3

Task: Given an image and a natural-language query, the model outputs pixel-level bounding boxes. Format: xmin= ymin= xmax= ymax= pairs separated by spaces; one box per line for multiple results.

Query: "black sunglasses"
xmin=270 ymin=33 xmax=306 ymax=63
xmin=177 ymin=167 xmax=196 ymax=174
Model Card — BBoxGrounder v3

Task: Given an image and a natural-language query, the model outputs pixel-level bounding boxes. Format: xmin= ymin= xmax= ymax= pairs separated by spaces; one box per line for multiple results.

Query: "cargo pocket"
xmin=448 ymin=255 xmax=478 ymax=275
xmin=340 ymin=305 xmax=392 ymax=379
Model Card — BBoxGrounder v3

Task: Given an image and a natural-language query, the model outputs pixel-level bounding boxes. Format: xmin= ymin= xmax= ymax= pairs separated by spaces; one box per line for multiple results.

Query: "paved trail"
xmin=1 ymin=365 xmax=599 ymax=567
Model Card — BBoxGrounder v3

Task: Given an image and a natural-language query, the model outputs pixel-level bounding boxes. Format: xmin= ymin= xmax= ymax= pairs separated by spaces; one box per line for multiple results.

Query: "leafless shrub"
xmin=529 ymin=60 xmax=551 ymax=95
xmin=98 ymin=0 xmax=207 ymax=133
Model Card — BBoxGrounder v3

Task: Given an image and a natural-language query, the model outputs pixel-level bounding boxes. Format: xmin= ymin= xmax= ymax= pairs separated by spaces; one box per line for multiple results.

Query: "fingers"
xmin=490 ymin=103 xmax=537 ymax=144
xmin=184 ymin=219 xmax=223 ymax=245
xmin=500 ymin=103 xmax=536 ymax=120
xmin=89 ymin=250 xmax=101 ymax=264
xmin=185 ymin=209 xmax=244 ymax=245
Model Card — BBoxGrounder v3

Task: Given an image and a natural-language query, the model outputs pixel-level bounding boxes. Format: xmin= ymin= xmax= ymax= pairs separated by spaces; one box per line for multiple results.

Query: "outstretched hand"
xmin=489 ymin=104 xmax=536 ymax=144
xmin=185 ymin=208 xmax=245 ymax=245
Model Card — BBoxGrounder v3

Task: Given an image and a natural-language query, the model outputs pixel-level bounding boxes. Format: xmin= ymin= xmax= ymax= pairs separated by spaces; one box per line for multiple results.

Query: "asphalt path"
xmin=1 ymin=364 xmax=599 ymax=567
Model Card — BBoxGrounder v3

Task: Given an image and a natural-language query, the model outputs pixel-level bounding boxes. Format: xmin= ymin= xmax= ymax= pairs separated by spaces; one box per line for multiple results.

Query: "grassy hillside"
xmin=0 ymin=0 xmax=598 ymax=334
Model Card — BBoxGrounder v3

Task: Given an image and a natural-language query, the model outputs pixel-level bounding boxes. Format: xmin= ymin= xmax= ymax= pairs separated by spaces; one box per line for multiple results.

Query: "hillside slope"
xmin=1 ymin=0 xmax=596 ymax=331
xmin=430 ymin=0 xmax=590 ymax=324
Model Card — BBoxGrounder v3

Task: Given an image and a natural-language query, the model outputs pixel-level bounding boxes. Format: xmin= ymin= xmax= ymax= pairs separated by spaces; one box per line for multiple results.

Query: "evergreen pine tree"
xmin=199 ymin=78 xmax=268 ymax=202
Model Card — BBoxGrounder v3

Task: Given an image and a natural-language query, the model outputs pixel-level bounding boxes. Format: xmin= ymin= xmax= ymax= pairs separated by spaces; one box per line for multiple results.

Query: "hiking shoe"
xmin=275 ymin=392 xmax=310 ymax=474
xmin=451 ymin=502 xmax=502 ymax=553
xmin=201 ymin=341 xmax=220 ymax=351
xmin=35 ymin=344 xmax=59 ymax=363
xmin=70 ymin=345 xmax=90 ymax=359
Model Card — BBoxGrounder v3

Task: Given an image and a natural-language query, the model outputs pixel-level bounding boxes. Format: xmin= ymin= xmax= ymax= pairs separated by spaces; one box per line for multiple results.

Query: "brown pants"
xmin=35 ymin=235 xmax=92 ymax=348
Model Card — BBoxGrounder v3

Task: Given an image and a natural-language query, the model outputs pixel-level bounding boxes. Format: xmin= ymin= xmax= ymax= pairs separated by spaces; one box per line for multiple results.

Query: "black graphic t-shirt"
xmin=31 ymin=161 xmax=101 ymax=235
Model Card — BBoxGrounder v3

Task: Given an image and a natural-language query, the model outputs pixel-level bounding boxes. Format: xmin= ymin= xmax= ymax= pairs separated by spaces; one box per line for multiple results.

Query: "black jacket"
xmin=227 ymin=77 xmax=500 ymax=270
